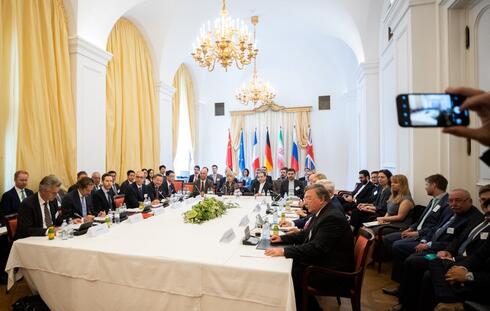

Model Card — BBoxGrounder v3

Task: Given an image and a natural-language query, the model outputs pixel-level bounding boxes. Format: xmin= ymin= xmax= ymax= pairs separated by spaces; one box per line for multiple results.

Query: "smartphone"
xmin=396 ymin=93 xmax=469 ymax=127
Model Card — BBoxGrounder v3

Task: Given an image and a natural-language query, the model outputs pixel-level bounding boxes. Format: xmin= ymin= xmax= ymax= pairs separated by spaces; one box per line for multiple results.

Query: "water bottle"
xmin=60 ymin=220 xmax=68 ymax=240
xmin=114 ymin=211 xmax=120 ymax=224
xmin=67 ymin=218 xmax=74 ymax=238
xmin=143 ymin=194 xmax=151 ymax=208
xmin=262 ymin=221 xmax=270 ymax=240
xmin=272 ymin=212 xmax=279 ymax=225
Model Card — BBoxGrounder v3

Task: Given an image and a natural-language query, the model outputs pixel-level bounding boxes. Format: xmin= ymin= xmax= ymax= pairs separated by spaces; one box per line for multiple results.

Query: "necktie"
xmin=304 ymin=215 xmax=316 ymax=242
xmin=457 ymin=219 xmax=490 ymax=255
xmin=138 ymin=186 xmax=143 ymax=199
xmin=81 ymin=196 xmax=87 ymax=216
xmin=21 ymin=189 xmax=27 ymax=201
xmin=155 ymin=187 xmax=159 ymax=199
xmin=417 ymin=198 xmax=437 ymax=230
xmin=201 ymin=181 xmax=205 ymax=192
xmin=44 ymin=202 xmax=53 ymax=227
xmin=106 ymin=191 xmax=112 ymax=205
xmin=304 ymin=215 xmax=314 ymax=230
xmin=432 ymin=216 xmax=456 ymax=241
xmin=170 ymin=183 xmax=174 ymax=194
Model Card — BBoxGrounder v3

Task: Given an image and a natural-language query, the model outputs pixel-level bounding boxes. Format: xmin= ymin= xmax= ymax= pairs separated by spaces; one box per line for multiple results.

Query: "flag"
xmin=264 ymin=128 xmax=273 ymax=172
xmin=252 ymin=129 xmax=260 ymax=174
xmin=305 ymin=127 xmax=316 ymax=170
xmin=226 ymin=129 xmax=233 ymax=169
xmin=291 ymin=127 xmax=299 ymax=172
xmin=238 ymin=129 xmax=245 ymax=175
xmin=277 ymin=127 xmax=284 ymax=171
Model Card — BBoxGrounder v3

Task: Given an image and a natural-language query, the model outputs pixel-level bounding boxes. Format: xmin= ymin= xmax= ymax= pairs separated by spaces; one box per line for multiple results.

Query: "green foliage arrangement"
xmin=183 ymin=198 xmax=238 ymax=224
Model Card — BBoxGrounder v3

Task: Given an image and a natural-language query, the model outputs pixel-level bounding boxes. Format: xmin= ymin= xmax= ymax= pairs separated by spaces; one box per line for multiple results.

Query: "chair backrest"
xmin=4 ymin=213 xmax=18 ymax=243
xmin=172 ymin=180 xmax=183 ymax=193
xmin=411 ymin=204 xmax=427 ymax=225
xmin=114 ymin=195 xmax=125 ymax=209
xmin=353 ymin=228 xmax=374 ymax=289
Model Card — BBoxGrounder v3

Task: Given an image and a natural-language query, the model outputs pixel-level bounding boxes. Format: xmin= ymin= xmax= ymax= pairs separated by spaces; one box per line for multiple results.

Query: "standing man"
xmin=16 ymin=175 xmax=64 ymax=239
xmin=0 ymin=170 xmax=34 ymax=219
xmin=265 ymin=184 xmax=354 ymax=310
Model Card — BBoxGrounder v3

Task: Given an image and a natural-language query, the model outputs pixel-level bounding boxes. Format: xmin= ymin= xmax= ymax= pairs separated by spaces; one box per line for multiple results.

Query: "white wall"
xmin=191 ymin=36 xmax=359 ymax=190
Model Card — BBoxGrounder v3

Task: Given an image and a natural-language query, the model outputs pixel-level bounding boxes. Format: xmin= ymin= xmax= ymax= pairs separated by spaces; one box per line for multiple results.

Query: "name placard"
xmin=239 ymin=215 xmax=250 ymax=227
xmin=128 ymin=213 xmax=144 ymax=224
xmin=219 ymin=228 xmax=236 ymax=243
xmin=87 ymin=224 xmax=109 ymax=237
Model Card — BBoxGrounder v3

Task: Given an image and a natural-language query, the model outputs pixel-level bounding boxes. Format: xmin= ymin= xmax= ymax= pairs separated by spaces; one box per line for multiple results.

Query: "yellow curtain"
xmin=0 ymin=0 xmax=14 ymax=193
xmin=172 ymin=64 xmax=196 ymax=160
xmin=1 ymin=0 xmax=76 ymax=190
xmin=106 ymin=19 xmax=159 ymax=177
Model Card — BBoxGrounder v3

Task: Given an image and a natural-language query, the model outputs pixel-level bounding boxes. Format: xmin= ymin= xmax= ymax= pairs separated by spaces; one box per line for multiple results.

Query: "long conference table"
xmin=6 ymin=196 xmax=296 ymax=311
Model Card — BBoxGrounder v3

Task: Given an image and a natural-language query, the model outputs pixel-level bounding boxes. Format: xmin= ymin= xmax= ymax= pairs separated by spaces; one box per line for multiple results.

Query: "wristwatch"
xmin=465 ymin=272 xmax=474 ymax=282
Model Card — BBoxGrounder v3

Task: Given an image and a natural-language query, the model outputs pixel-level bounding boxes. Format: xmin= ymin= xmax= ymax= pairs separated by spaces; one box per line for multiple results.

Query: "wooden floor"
xmin=0 ymin=263 xmax=398 ymax=310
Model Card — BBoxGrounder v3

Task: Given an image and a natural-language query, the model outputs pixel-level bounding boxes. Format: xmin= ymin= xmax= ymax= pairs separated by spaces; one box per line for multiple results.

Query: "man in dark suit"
xmin=162 ymin=170 xmax=177 ymax=197
xmin=265 ymin=184 xmax=354 ymax=311
xmin=192 ymin=168 xmax=214 ymax=196
xmin=341 ymin=169 xmax=376 ymax=212
xmin=92 ymin=173 xmax=116 ymax=215
xmin=0 ymin=170 xmax=34 ymax=220
xmin=392 ymin=189 xmax=483 ymax=311
xmin=252 ymin=170 xmax=273 ymax=196
xmin=209 ymin=164 xmax=224 ymax=187
xmin=67 ymin=171 xmax=88 ymax=193
xmin=16 ymin=175 xmax=64 ymax=239
xmin=149 ymin=173 xmax=165 ymax=202
xmin=62 ymin=177 xmax=98 ymax=222
xmin=91 ymin=171 xmax=102 ymax=192
xmin=299 ymin=167 xmax=314 ymax=187
xmin=120 ymin=170 xmax=136 ymax=194
xmin=107 ymin=170 xmax=120 ymax=194
xmin=188 ymin=165 xmax=200 ymax=183
xmin=383 ymin=174 xmax=451 ymax=296
xmin=420 ymin=204 xmax=490 ymax=311
xmin=124 ymin=171 xmax=154 ymax=208
xmin=280 ymin=168 xmax=304 ymax=199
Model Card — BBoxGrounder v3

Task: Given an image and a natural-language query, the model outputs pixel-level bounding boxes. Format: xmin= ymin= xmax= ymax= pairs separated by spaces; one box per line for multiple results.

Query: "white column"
xmin=69 ymin=37 xmax=112 ymax=174
xmin=156 ymin=81 xmax=175 ymax=169
xmin=357 ymin=62 xmax=380 ymax=171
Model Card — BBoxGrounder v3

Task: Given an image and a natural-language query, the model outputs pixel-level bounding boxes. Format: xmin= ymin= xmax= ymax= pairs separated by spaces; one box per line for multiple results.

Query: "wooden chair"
xmin=4 ymin=213 xmax=19 ymax=243
xmin=114 ymin=195 xmax=125 ymax=209
xmin=302 ymin=228 xmax=374 ymax=311
xmin=173 ymin=180 xmax=184 ymax=193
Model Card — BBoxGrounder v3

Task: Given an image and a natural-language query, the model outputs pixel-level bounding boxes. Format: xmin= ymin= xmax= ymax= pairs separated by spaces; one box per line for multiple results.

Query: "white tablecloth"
xmin=6 ymin=196 xmax=295 ymax=311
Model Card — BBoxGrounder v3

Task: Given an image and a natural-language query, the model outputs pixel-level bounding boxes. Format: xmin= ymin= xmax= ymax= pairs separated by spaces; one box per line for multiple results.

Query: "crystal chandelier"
xmin=191 ymin=0 xmax=258 ymax=72
xmin=235 ymin=17 xmax=276 ymax=107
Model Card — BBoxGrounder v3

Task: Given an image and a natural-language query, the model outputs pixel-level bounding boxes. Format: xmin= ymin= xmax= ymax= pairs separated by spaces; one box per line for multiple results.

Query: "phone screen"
xmin=397 ymin=93 xmax=469 ymax=127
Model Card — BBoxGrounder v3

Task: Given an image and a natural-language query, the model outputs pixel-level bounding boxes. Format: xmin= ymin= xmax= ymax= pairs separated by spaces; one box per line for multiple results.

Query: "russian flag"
xmin=291 ymin=128 xmax=299 ymax=172
xmin=252 ymin=129 xmax=260 ymax=174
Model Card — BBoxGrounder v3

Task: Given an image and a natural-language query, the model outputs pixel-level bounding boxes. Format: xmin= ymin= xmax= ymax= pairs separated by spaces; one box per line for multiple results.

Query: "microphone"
xmin=268 ymin=190 xmax=282 ymax=202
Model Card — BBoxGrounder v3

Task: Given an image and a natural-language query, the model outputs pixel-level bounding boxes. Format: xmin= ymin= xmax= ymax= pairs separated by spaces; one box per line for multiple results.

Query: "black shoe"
xmin=382 ymin=286 xmax=400 ymax=297
xmin=388 ymin=304 xmax=404 ymax=311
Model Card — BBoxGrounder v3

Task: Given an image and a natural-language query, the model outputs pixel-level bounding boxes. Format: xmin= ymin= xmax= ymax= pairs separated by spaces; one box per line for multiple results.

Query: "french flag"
xmin=291 ymin=128 xmax=299 ymax=172
xmin=252 ymin=129 xmax=260 ymax=174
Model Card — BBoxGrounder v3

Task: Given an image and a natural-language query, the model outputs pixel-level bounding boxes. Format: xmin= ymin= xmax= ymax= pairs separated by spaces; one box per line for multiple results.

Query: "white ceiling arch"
xmin=69 ymin=0 xmax=383 ymax=83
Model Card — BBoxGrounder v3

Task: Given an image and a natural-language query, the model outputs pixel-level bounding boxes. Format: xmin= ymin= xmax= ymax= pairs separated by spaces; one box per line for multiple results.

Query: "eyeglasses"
xmin=449 ymin=198 xmax=469 ymax=204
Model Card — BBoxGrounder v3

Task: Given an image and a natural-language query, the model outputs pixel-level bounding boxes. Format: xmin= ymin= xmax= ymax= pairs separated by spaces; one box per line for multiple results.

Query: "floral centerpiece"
xmin=183 ymin=198 xmax=238 ymax=224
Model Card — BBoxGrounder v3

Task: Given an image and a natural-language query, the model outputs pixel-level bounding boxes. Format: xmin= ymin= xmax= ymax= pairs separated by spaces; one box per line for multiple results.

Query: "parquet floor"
xmin=0 ymin=263 xmax=398 ymax=310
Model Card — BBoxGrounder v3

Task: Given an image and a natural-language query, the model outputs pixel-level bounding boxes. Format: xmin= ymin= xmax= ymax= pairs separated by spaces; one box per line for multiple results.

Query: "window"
xmin=173 ymin=75 xmax=194 ymax=176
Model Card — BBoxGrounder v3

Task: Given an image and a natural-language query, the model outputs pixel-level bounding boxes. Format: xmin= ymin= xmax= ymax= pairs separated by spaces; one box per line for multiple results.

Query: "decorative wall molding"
xmin=357 ymin=62 xmax=379 ymax=83
xmin=69 ymin=36 xmax=112 ymax=67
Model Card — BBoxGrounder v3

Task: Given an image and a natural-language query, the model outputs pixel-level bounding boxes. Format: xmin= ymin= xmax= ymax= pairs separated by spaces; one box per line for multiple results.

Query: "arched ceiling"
xmin=69 ymin=0 xmax=383 ymax=83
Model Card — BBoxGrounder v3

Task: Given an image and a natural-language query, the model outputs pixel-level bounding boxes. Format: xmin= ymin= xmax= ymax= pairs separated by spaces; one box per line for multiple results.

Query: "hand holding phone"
xmin=397 ymin=93 xmax=469 ymax=127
